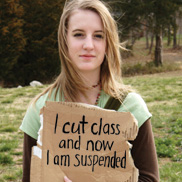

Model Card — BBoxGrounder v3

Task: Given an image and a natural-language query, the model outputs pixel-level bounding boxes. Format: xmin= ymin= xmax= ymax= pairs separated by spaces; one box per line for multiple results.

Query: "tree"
xmin=105 ymin=0 xmax=182 ymax=66
xmin=152 ymin=0 xmax=182 ymax=66
xmin=0 ymin=0 xmax=65 ymax=87
xmin=17 ymin=0 xmax=64 ymax=85
xmin=0 ymin=0 xmax=26 ymax=86
xmin=106 ymin=0 xmax=144 ymax=47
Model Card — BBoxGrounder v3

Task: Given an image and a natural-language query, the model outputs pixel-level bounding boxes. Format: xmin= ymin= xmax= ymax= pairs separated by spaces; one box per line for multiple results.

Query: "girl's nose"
xmin=83 ymin=36 xmax=94 ymax=50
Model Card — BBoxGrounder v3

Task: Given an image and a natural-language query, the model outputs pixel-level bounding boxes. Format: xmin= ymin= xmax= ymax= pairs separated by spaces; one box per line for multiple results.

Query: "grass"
xmin=122 ymin=37 xmax=182 ymax=76
xmin=0 ymin=38 xmax=182 ymax=181
xmin=0 ymin=72 xmax=181 ymax=181
xmin=0 ymin=85 xmax=47 ymax=182
xmin=123 ymin=72 xmax=182 ymax=181
xmin=122 ymin=61 xmax=181 ymax=76
xmin=160 ymin=163 xmax=182 ymax=182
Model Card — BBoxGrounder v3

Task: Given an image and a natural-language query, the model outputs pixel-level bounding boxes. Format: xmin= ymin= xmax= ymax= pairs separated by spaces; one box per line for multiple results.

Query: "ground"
xmin=123 ymin=39 xmax=182 ymax=70
xmin=0 ymin=39 xmax=182 ymax=181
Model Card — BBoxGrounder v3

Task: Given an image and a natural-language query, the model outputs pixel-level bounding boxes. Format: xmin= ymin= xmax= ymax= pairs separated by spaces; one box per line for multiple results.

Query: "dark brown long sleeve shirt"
xmin=22 ymin=119 xmax=159 ymax=182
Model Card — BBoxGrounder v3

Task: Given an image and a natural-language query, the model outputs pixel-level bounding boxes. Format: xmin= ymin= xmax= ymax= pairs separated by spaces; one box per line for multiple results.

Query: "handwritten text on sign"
xmin=39 ymin=102 xmax=139 ymax=182
xmin=47 ymin=114 xmax=127 ymax=172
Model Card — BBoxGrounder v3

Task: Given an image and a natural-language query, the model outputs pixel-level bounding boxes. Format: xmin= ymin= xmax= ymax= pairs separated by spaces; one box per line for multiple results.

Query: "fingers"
xmin=64 ymin=176 xmax=72 ymax=182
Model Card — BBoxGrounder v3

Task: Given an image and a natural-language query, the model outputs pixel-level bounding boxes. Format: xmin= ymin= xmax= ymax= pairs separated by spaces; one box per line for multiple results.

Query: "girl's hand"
xmin=64 ymin=176 xmax=72 ymax=182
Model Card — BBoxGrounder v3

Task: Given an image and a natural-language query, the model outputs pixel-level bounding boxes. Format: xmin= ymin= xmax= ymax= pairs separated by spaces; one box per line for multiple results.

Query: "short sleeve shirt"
xmin=20 ymin=90 xmax=152 ymax=140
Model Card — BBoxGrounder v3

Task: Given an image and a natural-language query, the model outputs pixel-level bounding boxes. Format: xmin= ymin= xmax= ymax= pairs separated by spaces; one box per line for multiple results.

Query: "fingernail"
xmin=64 ymin=176 xmax=68 ymax=181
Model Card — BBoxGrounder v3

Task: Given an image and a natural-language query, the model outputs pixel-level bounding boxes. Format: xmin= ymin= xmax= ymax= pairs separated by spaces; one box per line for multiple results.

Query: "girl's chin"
xmin=77 ymin=67 xmax=100 ymax=73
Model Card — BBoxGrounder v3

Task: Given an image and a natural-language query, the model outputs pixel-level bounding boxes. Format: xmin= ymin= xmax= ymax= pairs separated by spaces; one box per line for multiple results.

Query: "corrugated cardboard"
xmin=30 ymin=101 xmax=139 ymax=182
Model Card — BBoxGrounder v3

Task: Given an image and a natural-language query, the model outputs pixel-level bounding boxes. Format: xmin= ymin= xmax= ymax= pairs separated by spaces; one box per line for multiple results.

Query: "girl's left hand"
xmin=64 ymin=176 xmax=72 ymax=182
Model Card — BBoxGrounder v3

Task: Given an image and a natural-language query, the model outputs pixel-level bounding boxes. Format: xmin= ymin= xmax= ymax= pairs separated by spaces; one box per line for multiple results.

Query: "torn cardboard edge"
xmin=31 ymin=101 xmax=139 ymax=182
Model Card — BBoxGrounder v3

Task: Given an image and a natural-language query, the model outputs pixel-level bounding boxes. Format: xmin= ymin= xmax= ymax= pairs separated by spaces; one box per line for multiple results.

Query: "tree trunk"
xmin=178 ymin=17 xmax=182 ymax=46
xmin=154 ymin=33 xmax=163 ymax=66
xmin=131 ymin=30 xmax=136 ymax=46
xmin=154 ymin=0 xmax=163 ymax=67
xmin=167 ymin=25 xmax=171 ymax=46
xmin=148 ymin=33 xmax=154 ymax=55
xmin=146 ymin=29 xmax=149 ymax=49
xmin=178 ymin=33 xmax=181 ymax=46
xmin=173 ymin=13 xmax=177 ymax=49
xmin=173 ymin=25 xmax=177 ymax=48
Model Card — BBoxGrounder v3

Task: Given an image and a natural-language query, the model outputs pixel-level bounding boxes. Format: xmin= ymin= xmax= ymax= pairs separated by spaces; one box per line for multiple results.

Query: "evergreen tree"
xmin=18 ymin=0 xmax=64 ymax=85
xmin=106 ymin=0 xmax=144 ymax=45
xmin=150 ymin=0 xmax=181 ymax=66
xmin=0 ymin=0 xmax=25 ymax=86
xmin=104 ymin=0 xmax=182 ymax=66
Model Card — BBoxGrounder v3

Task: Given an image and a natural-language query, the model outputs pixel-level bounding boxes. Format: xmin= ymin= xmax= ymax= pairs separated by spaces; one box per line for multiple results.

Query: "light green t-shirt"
xmin=20 ymin=90 xmax=151 ymax=140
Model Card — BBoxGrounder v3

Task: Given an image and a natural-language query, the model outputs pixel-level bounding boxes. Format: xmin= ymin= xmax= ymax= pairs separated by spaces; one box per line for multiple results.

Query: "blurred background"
xmin=0 ymin=0 xmax=182 ymax=181
xmin=1 ymin=0 xmax=182 ymax=87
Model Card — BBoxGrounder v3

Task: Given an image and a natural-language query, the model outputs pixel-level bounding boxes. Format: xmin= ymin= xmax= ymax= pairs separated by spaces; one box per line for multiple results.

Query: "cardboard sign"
xmin=30 ymin=101 xmax=139 ymax=182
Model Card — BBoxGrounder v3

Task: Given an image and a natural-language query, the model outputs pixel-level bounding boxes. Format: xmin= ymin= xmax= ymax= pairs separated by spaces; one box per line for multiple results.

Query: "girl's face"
xmin=67 ymin=9 xmax=106 ymax=74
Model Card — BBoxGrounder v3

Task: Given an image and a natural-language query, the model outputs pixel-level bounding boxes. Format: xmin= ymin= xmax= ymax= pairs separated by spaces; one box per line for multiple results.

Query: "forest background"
xmin=0 ymin=0 xmax=182 ymax=181
xmin=1 ymin=0 xmax=182 ymax=87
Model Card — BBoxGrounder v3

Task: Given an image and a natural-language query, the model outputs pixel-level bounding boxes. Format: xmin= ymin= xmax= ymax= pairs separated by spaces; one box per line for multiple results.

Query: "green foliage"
xmin=1 ymin=0 xmax=182 ymax=86
xmin=0 ymin=73 xmax=182 ymax=181
xmin=0 ymin=0 xmax=26 ymax=86
xmin=169 ymin=118 xmax=182 ymax=134
xmin=155 ymin=137 xmax=178 ymax=158
xmin=160 ymin=163 xmax=182 ymax=182
xmin=15 ymin=0 xmax=63 ymax=86
xmin=0 ymin=153 xmax=13 ymax=165
xmin=0 ymin=0 xmax=64 ymax=87
xmin=105 ymin=0 xmax=182 ymax=40
xmin=124 ymin=73 xmax=182 ymax=168
xmin=0 ymin=138 xmax=18 ymax=154
xmin=104 ymin=0 xmax=182 ymax=66
xmin=122 ymin=61 xmax=180 ymax=76
xmin=3 ymin=174 xmax=16 ymax=181
xmin=11 ymin=151 xmax=23 ymax=156
xmin=0 ymin=126 xmax=17 ymax=133
xmin=2 ymin=168 xmax=23 ymax=181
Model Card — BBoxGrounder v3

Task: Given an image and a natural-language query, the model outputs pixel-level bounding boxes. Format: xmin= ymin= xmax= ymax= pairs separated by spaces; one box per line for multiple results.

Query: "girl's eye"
xmin=73 ymin=33 xmax=84 ymax=37
xmin=94 ymin=34 xmax=104 ymax=39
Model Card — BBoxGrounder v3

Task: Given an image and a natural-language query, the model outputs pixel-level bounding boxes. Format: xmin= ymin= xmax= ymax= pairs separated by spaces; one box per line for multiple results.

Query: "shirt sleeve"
xmin=19 ymin=93 xmax=49 ymax=140
xmin=22 ymin=133 xmax=37 ymax=182
xmin=20 ymin=104 xmax=41 ymax=140
xmin=129 ymin=119 xmax=159 ymax=181
xmin=118 ymin=92 xmax=152 ymax=127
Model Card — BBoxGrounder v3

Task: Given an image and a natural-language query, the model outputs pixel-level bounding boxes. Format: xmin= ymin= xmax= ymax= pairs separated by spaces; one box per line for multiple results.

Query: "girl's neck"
xmin=79 ymin=69 xmax=101 ymax=89
xmin=76 ymin=69 xmax=101 ymax=105
xmin=77 ymin=84 xmax=101 ymax=105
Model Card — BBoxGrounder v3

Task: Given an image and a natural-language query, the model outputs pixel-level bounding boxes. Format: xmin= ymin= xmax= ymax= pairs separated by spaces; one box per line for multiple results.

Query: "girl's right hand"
xmin=64 ymin=176 xmax=72 ymax=182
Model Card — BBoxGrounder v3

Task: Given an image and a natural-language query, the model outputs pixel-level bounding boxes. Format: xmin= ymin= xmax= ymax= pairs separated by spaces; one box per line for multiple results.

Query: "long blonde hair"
xmin=35 ymin=0 xmax=131 ymax=103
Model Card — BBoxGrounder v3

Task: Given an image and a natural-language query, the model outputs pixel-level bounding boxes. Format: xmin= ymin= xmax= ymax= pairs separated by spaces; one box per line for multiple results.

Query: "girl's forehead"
xmin=68 ymin=9 xmax=103 ymax=30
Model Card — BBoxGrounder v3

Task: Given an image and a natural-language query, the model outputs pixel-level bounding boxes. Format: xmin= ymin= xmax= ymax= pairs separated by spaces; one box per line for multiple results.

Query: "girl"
xmin=20 ymin=0 xmax=159 ymax=181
